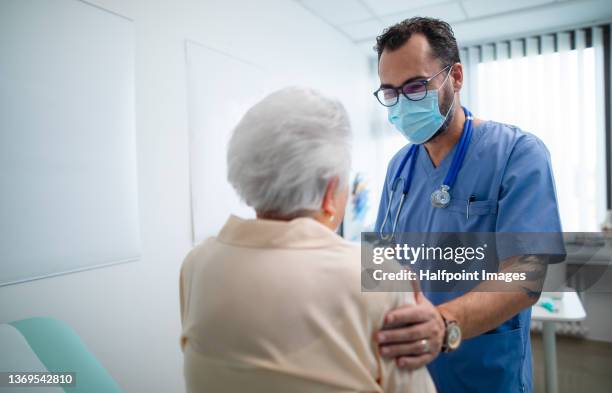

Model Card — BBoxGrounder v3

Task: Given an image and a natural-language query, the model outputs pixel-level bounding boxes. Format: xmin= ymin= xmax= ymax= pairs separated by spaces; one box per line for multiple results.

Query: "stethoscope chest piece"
xmin=431 ymin=184 xmax=451 ymax=208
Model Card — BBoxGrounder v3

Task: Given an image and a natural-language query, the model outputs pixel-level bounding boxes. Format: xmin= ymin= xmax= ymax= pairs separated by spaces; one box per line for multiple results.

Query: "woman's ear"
xmin=321 ymin=177 xmax=340 ymax=219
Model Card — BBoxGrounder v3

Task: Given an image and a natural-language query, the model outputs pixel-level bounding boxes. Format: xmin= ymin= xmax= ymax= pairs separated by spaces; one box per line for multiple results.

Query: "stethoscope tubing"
xmin=378 ymin=107 xmax=473 ymax=239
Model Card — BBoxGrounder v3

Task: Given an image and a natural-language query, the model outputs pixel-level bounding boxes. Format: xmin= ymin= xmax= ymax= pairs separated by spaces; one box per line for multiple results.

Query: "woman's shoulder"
xmin=323 ymin=241 xmax=416 ymax=312
xmin=180 ymin=237 xmax=217 ymax=276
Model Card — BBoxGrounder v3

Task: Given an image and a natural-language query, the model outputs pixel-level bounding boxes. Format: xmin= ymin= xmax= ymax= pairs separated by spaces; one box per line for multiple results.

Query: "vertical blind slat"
xmin=575 ymin=29 xmax=586 ymax=49
xmin=557 ymin=32 xmax=571 ymax=52
xmin=482 ymin=44 xmax=495 ymax=62
xmin=510 ymin=39 xmax=524 ymax=59
xmin=541 ymin=34 xmax=555 ymax=54
xmin=593 ymin=26 xmax=607 ymax=219
xmin=496 ymin=42 xmax=509 ymax=61
xmin=468 ymin=46 xmax=480 ymax=64
xmin=610 ymin=25 xmax=612 ymax=209
xmin=526 ymin=37 xmax=539 ymax=56
xmin=460 ymin=48 xmax=468 ymax=64
xmin=467 ymin=46 xmax=480 ymax=112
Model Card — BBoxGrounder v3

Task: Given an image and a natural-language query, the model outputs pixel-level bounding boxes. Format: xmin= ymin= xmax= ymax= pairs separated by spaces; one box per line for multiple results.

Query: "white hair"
xmin=227 ymin=86 xmax=352 ymax=217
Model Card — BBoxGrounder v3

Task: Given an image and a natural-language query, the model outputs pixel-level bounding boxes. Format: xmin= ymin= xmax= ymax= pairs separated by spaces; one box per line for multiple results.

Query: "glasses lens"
xmin=376 ymin=88 xmax=398 ymax=107
xmin=402 ymin=82 xmax=427 ymax=100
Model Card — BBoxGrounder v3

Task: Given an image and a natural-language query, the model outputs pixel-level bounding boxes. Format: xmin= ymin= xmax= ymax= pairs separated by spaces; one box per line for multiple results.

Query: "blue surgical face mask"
xmin=387 ymin=71 xmax=455 ymax=144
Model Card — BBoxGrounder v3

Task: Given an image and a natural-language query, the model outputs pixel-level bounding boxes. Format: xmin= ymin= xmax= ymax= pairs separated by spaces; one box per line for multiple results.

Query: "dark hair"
xmin=375 ymin=17 xmax=460 ymax=66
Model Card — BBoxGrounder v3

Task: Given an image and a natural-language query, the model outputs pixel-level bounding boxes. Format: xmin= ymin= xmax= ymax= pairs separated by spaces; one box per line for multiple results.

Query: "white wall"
xmin=0 ymin=1 xmax=371 ymax=392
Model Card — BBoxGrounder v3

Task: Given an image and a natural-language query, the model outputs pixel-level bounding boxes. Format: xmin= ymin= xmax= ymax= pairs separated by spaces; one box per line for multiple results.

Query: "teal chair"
xmin=0 ymin=317 xmax=122 ymax=393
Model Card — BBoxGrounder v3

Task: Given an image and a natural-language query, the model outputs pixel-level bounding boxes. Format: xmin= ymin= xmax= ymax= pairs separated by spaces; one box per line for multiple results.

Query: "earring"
xmin=328 ymin=215 xmax=335 ymax=222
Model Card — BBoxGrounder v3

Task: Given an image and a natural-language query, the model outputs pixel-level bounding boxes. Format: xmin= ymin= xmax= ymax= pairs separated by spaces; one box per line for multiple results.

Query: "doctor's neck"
xmin=424 ymin=100 xmax=470 ymax=168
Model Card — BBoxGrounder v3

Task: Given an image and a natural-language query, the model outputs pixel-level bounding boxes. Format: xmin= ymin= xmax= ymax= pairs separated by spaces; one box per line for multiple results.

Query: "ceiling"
xmin=295 ymin=0 xmax=612 ymax=54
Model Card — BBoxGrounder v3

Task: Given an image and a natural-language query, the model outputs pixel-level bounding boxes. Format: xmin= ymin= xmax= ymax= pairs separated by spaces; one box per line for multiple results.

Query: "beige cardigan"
xmin=180 ymin=215 xmax=435 ymax=393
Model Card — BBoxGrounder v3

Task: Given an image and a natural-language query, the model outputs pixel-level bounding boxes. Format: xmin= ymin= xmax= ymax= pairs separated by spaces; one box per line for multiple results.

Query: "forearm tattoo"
xmin=500 ymin=255 xmax=548 ymax=299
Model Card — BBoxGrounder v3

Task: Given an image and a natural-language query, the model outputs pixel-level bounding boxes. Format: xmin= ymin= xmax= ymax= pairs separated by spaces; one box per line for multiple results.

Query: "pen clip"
xmin=466 ymin=195 xmax=476 ymax=220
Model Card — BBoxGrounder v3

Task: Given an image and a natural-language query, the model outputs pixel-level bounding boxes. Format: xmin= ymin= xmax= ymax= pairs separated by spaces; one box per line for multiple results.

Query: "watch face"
xmin=447 ymin=323 xmax=462 ymax=350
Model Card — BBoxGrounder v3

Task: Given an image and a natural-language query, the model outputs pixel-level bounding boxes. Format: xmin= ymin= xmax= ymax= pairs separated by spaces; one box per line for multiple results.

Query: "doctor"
xmin=373 ymin=17 xmax=564 ymax=393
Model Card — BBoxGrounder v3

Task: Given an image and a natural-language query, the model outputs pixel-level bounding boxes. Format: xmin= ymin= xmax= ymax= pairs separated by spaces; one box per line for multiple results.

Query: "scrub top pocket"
xmin=441 ymin=198 xmax=498 ymax=232
xmin=446 ymin=198 xmax=498 ymax=216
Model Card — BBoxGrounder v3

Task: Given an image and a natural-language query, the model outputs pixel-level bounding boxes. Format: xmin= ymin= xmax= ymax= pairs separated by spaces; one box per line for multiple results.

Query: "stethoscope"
xmin=379 ymin=107 xmax=474 ymax=240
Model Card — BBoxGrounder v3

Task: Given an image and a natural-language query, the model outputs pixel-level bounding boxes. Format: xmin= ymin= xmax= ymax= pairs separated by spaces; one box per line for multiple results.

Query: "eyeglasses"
xmin=373 ymin=64 xmax=452 ymax=107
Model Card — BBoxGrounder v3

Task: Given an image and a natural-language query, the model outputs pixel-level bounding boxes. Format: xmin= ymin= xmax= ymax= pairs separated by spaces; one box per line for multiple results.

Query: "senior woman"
xmin=179 ymin=87 xmax=435 ymax=393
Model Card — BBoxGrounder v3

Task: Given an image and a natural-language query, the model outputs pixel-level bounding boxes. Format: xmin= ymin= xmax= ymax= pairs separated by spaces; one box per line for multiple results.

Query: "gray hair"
xmin=227 ymin=87 xmax=352 ymax=217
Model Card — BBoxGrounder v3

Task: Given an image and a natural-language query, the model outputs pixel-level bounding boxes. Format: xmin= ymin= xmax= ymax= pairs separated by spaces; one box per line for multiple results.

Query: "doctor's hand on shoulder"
xmin=376 ymin=289 xmax=450 ymax=370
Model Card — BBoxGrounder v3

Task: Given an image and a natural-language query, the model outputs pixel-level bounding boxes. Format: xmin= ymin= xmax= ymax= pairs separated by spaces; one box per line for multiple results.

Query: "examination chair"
xmin=0 ymin=317 xmax=122 ymax=392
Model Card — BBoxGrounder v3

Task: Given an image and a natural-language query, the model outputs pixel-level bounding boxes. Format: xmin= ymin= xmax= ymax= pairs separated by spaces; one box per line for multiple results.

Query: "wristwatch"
xmin=441 ymin=316 xmax=462 ymax=352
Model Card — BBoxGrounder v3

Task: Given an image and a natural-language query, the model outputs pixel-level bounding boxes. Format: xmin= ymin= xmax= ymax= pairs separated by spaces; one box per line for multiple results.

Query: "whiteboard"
xmin=186 ymin=41 xmax=269 ymax=244
xmin=0 ymin=0 xmax=140 ymax=286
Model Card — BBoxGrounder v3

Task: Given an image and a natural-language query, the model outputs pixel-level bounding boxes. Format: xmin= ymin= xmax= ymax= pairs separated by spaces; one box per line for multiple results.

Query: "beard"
xmin=426 ymin=83 xmax=455 ymax=143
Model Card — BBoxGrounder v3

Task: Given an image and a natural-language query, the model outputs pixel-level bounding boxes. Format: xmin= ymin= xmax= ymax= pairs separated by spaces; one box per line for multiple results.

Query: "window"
xmin=464 ymin=28 xmax=608 ymax=231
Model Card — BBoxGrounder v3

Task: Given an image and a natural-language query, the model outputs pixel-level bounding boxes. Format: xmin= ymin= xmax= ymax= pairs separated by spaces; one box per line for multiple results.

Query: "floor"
xmin=531 ymin=334 xmax=612 ymax=393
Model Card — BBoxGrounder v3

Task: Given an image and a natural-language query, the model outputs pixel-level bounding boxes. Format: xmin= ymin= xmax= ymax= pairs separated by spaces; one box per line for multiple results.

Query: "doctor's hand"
xmin=376 ymin=290 xmax=445 ymax=370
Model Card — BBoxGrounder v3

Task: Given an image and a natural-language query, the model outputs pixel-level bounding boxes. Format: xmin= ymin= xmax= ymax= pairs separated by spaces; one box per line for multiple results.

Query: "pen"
xmin=467 ymin=195 xmax=476 ymax=220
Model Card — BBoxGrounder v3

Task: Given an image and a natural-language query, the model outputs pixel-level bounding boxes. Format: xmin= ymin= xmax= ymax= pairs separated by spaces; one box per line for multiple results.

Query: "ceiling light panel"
xmin=298 ymin=0 xmax=374 ymax=25
xmin=362 ymin=0 xmax=451 ymax=16
xmin=380 ymin=2 xmax=467 ymax=26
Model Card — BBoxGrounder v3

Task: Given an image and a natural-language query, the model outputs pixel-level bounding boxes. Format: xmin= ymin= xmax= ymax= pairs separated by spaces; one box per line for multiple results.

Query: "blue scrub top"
xmin=374 ymin=120 xmax=564 ymax=393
